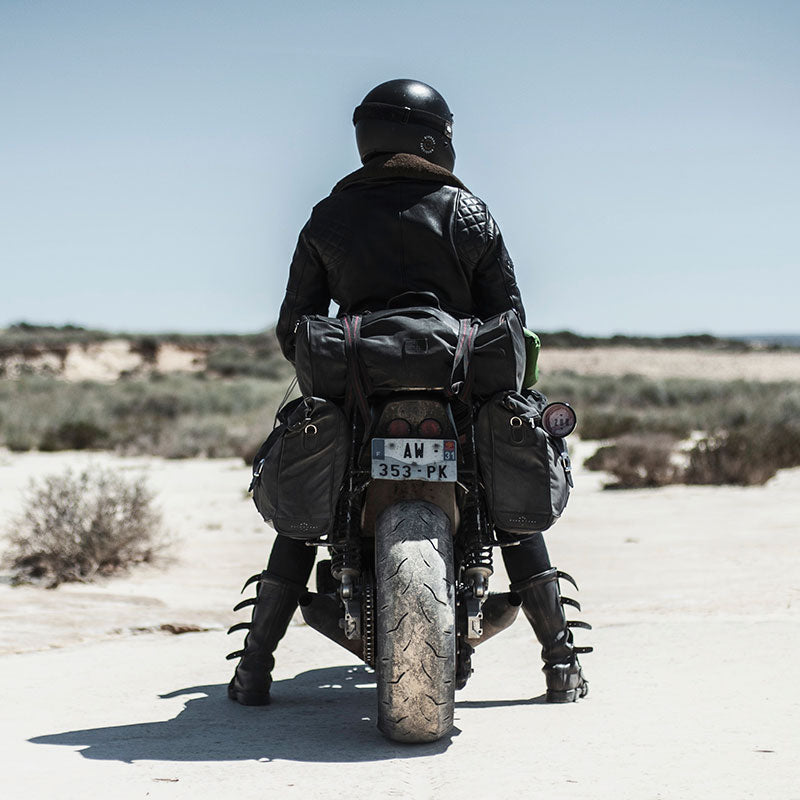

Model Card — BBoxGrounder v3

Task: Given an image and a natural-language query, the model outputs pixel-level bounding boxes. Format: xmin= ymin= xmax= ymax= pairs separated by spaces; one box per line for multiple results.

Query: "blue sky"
xmin=1 ymin=0 xmax=798 ymax=335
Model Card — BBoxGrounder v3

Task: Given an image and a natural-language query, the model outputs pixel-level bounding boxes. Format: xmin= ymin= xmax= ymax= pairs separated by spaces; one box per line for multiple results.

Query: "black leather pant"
xmin=265 ymin=531 xmax=551 ymax=587
xmin=266 ymin=535 xmax=317 ymax=585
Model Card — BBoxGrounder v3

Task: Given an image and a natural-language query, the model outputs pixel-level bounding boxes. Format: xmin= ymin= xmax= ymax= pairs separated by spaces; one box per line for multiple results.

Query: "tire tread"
xmin=375 ymin=501 xmax=456 ymax=743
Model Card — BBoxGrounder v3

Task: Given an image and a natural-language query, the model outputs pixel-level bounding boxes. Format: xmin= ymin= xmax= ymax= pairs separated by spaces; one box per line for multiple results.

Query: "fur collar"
xmin=331 ymin=153 xmax=467 ymax=194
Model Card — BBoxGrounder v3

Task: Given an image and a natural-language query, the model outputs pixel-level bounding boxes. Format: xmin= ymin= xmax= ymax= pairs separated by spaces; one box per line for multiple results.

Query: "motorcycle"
xmin=251 ymin=306 xmax=576 ymax=742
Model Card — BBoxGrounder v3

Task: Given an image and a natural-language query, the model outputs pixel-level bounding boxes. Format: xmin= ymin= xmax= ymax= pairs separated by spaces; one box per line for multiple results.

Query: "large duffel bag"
xmin=476 ymin=390 xmax=572 ymax=535
xmin=249 ymin=396 xmax=349 ymax=539
xmin=294 ymin=306 xmax=525 ymax=400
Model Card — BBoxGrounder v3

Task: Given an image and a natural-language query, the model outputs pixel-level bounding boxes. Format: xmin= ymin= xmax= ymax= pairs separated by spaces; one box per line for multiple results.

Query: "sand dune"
xmin=1 ymin=339 xmax=206 ymax=381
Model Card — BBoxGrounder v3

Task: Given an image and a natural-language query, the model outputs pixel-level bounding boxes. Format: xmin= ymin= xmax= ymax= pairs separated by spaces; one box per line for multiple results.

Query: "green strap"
xmin=523 ymin=328 xmax=541 ymax=387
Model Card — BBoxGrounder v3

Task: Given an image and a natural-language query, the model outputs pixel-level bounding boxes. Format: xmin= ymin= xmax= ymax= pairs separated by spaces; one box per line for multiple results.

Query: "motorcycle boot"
xmin=510 ymin=567 xmax=592 ymax=702
xmin=226 ymin=571 xmax=306 ymax=706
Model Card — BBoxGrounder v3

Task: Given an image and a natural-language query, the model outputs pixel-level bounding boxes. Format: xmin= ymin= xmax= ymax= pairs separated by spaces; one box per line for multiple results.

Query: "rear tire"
xmin=375 ymin=500 xmax=456 ymax=743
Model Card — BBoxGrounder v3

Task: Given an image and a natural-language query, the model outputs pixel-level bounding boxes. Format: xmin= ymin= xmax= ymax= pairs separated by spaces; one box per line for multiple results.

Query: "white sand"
xmin=0 ymin=444 xmax=798 ymax=799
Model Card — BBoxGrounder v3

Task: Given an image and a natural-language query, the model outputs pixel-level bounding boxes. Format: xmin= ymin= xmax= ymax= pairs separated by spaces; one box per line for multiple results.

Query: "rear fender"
xmin=361 ymin=394 xmax=459 ymax=536
xmin=362 ymin=479 xmax=458 ymax=537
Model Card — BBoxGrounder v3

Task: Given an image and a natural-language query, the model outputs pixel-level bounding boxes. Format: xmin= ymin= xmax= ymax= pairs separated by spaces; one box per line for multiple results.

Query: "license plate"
xmin=371 ymin=438 xmax=457 ymax=482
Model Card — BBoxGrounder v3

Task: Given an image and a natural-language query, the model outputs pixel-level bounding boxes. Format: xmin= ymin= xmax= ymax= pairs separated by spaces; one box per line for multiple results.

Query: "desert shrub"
xmin=240 ymin=438 xmax=262 ymax=466
xmin=685 ymin=425 xmax=800 ymax=486
xmin=586 ymin=424 xmax=800 ymax=489
xmin=206 ymin=345 xmax=291 ymax=380
xmin=4 ymin=467 xmax=167 ymax=587
xmin=6 ymin=431 xmax=38 ymax=452
xmin=577 ymin=411 xmax=640 ymax=440
xmin=536 ymin=331 xmax=750 ymax=350
xmin=38 ymin=420 xmax=109 ymax=451
xmin=770 ymin=425 xmax=800 ymax=468
xmin=130 ymin=336 xmax=160 ymax=363
xmin=584 ymin=434 xmax=682 ymax=488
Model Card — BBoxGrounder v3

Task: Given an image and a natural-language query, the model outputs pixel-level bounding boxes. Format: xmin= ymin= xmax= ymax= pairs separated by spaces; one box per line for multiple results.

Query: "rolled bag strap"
xmin=449 ymin=317 xmax=476 ymax=399
xmin=343 ymin=314 xmax=371 ymax=425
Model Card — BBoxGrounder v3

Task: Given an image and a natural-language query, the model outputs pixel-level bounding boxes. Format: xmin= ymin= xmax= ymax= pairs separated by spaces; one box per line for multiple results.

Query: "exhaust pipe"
xmin=299 ymin=592 xmax=363 ymax=659
xmin=471 ymin=592 xmax=522 ymax=647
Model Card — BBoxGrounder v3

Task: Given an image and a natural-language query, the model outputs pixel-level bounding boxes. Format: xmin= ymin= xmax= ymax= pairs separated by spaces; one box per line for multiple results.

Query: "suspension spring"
xmin=330 ymin=538 xmax=361 ymax=581
xmin=455 ymin=400 xmax=494 ymax=579
xmin=330 ymin=412 xmax=363 ymax=582
xmin=463 ymin=534 xmax=493 ymax=575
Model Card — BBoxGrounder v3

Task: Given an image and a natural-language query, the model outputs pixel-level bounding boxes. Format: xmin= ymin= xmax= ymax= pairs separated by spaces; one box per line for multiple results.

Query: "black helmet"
xmin=353 ymin=79 xmax=455 ymax=171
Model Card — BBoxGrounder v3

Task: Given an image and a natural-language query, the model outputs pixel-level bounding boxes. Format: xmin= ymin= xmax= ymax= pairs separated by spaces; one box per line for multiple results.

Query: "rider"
xmin=227 ymin=79 xmax=591 ymax=706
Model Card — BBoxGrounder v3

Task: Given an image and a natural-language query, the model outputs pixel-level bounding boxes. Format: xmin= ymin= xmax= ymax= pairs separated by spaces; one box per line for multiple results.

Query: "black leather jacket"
xmin=276 ymin=153 xmax=527 ymax=362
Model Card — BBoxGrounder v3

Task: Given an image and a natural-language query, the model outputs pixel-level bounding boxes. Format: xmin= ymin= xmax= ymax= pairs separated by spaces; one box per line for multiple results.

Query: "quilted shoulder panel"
xmin=454 ymin=192 xmax=497 ymax=269
xmin=308 ymin=210 xmax=352 ymax=268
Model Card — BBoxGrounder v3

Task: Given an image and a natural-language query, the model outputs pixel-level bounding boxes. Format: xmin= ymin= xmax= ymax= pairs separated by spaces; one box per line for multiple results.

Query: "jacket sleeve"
xmin=276 ymin=221 xmax=331 ymax=363
xmin=454 ymin=192 xmax=527 ymax=327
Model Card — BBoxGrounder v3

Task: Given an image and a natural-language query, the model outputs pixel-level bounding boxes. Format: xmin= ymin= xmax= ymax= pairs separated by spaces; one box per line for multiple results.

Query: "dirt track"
xmin=1 ymin=447 xmax=798 ymax=799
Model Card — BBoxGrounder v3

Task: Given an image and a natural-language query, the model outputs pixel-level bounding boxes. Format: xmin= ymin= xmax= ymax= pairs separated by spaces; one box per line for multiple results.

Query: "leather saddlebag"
xmin=293 ymin=318 xmax=349 ymax=401
xmin=470 ymin=310 xmax=526 ymax=397
xmin=476 ymin=390 xmax=572 ymax=535
xmin=250 ymin=397 xmax=349 ymax=539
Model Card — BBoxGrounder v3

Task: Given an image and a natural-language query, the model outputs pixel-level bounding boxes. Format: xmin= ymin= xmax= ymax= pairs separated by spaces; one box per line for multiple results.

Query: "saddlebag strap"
xmin=448 ymin=317 xmax=474 ymax=397
xmin=457 ymin=321 xmax=478 ymax=399
xmin=343 ymin=315 xmax=371 ymax=426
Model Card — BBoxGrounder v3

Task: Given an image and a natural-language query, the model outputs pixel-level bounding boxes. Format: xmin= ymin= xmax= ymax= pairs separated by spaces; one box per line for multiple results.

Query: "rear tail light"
xmin=541 ymin=403 xmax=577 ymax=437
xmin=387 ymin=418 xmax=412 ymax=437
xmin=418 ymin=418 xmax=443 ymax=437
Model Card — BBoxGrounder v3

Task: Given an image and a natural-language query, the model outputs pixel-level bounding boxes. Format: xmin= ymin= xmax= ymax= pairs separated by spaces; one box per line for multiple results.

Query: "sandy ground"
xmin=1 ymin=444 xmax=798 ymax=800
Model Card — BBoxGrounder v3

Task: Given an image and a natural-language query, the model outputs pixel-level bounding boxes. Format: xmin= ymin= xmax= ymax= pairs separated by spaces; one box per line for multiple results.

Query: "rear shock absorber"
xmin=330 ymin=411 xmax=365 ymax=639
xmin=330 ymin=413 xmax=363 ymax=591
xmin=454 ymin=400 xmax=493 ymax=597
xmin=330 ymin=500 xmax=361 ymax=590
xmin=462 ymin=503 xmax=493 ymax=597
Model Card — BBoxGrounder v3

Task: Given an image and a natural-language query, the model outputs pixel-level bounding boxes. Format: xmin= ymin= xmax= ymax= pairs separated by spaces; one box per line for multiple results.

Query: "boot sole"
xmin=227 ymin=681 xmax=271 ymax=706
xmin=546 ymin=683 xmax=589 ymax=703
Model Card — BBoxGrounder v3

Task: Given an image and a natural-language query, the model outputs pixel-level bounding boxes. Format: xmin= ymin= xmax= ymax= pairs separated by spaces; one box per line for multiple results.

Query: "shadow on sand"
xmin=30 ymin=665 xmax=474 ymax=763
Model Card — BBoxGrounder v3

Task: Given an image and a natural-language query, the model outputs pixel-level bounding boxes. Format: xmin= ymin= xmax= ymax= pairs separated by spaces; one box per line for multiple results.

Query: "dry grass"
xmin=0 ymin=372 xmax=295 ymax=459
xmin=3 ymin=328 xmax=800 ymax=489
